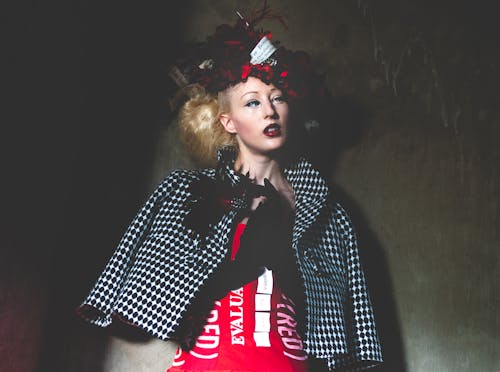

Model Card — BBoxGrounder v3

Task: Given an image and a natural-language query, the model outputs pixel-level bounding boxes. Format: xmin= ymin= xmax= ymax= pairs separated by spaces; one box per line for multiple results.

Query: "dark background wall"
xmin=3 ymin=1 xmax=498 ymax=371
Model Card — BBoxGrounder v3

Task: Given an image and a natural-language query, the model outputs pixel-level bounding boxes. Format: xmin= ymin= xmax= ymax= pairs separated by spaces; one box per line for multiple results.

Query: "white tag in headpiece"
xmin=250 ymin=36 xmax=277 ymax=64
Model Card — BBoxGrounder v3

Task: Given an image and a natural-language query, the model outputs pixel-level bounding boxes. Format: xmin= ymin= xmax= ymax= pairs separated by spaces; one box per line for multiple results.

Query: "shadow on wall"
xmin=302 ymin=95 xmax=372 ymax=177
xmin=304 ymin=95 xmax=407 ymax=372
xmin=336 ymin=186 xmax=408 ymax=372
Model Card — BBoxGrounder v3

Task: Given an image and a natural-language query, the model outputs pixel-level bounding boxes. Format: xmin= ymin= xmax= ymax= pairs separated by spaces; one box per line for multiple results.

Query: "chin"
xmin=238 ymin=134 xmax=289 ymax=158
xmin=261 ymin=139 xmax=288 ymax=156
xmin=263 ymin=137 xmax=286 ymax=149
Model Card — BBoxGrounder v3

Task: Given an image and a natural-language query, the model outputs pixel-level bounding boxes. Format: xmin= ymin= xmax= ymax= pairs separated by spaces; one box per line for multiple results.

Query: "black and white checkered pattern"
xmin=78 ymin=148 xmax=382 ymax=370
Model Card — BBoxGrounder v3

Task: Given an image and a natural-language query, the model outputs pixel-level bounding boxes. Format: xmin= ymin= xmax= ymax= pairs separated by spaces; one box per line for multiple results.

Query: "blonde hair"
xmin=178 ymin=84 xmax=237 ymax=167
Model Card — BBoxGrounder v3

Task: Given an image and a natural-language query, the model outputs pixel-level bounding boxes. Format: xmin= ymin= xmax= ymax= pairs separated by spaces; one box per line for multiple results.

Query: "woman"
xmin=77 ymin=8 xmax=383 ymax=372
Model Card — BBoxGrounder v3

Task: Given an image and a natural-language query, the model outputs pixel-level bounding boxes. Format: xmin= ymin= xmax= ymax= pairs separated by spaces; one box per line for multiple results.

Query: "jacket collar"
xmin=284 ymin=157 xmax=329 ymax=245
xmin=216 ymin=146 xmax=242 ymax=187
xmin=217 ymin=147 xmax=329 ymax=244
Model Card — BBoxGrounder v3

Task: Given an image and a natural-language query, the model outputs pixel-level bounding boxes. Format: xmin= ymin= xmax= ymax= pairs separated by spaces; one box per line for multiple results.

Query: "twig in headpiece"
xmin=236 ymin=10 xmax=250 ymax=28
xmin=248 ymin=0 xmax=288 ymax=30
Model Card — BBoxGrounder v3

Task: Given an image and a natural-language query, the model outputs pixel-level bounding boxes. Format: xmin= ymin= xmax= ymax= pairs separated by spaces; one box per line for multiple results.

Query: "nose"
xmin=263 ymin=98 xmax=278 ymax=118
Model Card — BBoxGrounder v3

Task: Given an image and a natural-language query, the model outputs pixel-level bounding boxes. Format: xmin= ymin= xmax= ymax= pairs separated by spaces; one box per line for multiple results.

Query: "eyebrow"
xmin=240 ymin=88 xmax=279 ymax=100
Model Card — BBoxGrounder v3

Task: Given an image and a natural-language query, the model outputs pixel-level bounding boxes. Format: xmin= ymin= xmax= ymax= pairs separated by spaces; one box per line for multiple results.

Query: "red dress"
xmin=167 ymin=224 xmax=309 ymax=372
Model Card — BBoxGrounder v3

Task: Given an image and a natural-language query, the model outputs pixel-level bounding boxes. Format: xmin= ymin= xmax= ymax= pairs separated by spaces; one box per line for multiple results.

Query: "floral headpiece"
xmin=169 ymin=2 xmax=325 ymax=101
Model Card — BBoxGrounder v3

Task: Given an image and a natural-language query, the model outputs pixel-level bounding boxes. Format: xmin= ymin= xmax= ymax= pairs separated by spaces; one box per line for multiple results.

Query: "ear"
xmin=219 ymin=113 xmax=237 ymax=134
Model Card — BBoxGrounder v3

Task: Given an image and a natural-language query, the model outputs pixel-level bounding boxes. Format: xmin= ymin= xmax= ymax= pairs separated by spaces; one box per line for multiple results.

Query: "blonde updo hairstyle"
xmin=178 ymin=84 xmax=237 ymax=167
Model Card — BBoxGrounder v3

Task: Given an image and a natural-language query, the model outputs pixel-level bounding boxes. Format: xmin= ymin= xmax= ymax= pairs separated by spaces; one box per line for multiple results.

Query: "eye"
xmin=271 ymin=95 xmax=286 ymax=104
xmin=245 ymin=99 xmax=260 ymax=108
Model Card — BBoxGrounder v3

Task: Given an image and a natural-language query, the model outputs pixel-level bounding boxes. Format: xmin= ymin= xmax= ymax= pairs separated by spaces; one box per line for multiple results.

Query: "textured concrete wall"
xmin=4 ymin=1 xmax=497 ymax=372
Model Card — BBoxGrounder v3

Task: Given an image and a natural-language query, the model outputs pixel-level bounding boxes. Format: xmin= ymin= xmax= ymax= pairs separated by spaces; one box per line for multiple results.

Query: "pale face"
xmin=219 ymin=77 xmax=289 ymax=157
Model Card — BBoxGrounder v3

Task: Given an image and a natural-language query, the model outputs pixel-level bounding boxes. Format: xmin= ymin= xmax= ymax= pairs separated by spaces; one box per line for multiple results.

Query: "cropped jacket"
xmin=78 ymin=148 xmax=382 ymax=370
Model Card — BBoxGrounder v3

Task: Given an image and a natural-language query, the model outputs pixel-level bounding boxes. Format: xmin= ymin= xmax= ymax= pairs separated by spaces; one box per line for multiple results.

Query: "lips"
xmin=263 ymin=123 xmax=282 ymax=137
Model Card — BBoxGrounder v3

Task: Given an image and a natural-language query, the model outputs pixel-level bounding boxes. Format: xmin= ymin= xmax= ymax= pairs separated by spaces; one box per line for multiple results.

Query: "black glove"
xmin=235 ymin=178 xmax=305 ymax=321
xmin=201 ymin=179 xmax=304 ymax=305
xmin=233 ymin=178 xmax=290 ymax=272
xmin=201 ymin=179 xmax=289 ymax=299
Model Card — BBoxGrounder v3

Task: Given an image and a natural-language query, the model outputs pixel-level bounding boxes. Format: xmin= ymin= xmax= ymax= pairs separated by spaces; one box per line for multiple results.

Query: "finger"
xmin=263 ymin=178 xmax=280 ymax=200
xmin=244 ymin=201 xmax=265 ymax=229
xmin=248 ymin=183 xmax=267 ymax=198
xmin=262 ymin=181 xmax=283 ymax=215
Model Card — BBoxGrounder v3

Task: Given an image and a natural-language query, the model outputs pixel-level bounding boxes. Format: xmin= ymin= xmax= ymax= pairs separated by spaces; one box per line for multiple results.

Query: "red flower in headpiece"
xmin=241 ymin=64 xmax=251 ymax=80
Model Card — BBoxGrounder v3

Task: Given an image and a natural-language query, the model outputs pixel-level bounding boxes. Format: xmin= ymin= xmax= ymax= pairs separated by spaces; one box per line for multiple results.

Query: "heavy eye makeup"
xmin=244 ymin=99 xmax=260 ymax=108
xmin=243 ymin=94 xmax=286 ymax=108
xmin=271 ymin=94 xmax=287 ymax=104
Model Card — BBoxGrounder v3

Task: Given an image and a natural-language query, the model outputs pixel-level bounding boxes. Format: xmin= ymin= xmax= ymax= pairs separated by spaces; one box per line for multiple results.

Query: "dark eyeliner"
xmin=245 ymin=99 xmax=260 ymax=107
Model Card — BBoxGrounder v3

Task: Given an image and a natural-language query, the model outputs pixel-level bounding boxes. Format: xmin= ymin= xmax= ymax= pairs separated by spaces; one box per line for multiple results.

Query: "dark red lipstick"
xmin=263 ymin=123 xmax=281 ymax=137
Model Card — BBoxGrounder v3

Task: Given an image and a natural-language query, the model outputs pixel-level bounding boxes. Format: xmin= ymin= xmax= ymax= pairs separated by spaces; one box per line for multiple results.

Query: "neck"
xmin=233 ymin=147 xmax=296 ymax=213
xmin=234 ymin=149 xmax=283 ymax=186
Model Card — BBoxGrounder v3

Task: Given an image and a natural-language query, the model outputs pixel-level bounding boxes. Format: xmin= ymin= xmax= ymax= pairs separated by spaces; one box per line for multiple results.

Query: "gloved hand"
xmin=233 ymin=178 xmax=290 ymax=272
xmin=201 ymin=178 xmax=290 ymax=299
xmin=234 ymin=178 xmax=305 ymax=315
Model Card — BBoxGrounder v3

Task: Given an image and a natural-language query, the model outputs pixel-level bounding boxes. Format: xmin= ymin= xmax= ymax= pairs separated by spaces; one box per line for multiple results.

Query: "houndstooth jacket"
xmin=78 ymin=148 xmax=383 ymax=370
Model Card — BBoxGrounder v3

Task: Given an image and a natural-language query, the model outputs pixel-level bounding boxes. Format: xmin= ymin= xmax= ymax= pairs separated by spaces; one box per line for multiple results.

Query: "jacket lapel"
xmin=284 ymin=159 xmax=329 ymax=246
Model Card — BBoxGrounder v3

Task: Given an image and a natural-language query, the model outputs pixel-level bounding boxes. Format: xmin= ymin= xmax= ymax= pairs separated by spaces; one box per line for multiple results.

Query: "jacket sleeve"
xmin=332 ymin=202 xmax=383 ymax=369
xmin=76 ymin=170 xmax=184 ymax=328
